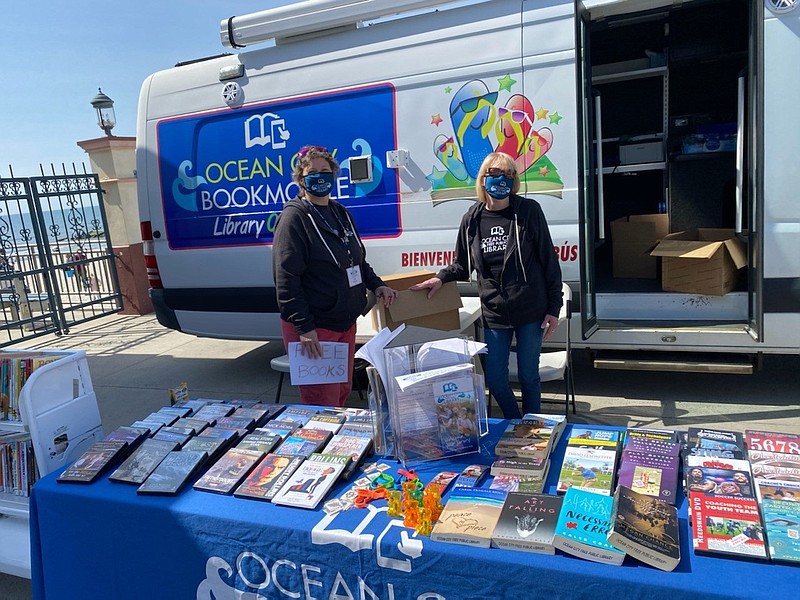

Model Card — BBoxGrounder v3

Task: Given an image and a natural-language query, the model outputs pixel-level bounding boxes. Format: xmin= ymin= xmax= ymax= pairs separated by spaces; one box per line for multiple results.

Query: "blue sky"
xmin=0 ymin=1 xmax=288 ymax=177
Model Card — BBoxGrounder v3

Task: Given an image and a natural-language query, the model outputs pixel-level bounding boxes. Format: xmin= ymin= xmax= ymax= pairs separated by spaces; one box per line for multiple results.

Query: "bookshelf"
xmin=0 ymin=349 xmax=102 ymax=578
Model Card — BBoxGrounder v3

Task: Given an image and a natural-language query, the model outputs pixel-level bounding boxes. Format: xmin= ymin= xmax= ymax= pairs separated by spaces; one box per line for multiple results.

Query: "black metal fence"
xmin=0 ymin=168 xmax=122 ymax=346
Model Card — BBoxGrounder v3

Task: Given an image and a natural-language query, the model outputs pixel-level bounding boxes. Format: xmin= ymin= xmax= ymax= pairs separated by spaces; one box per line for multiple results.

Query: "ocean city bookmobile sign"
xmin=197 ymin=505 xmax=448 ymax=599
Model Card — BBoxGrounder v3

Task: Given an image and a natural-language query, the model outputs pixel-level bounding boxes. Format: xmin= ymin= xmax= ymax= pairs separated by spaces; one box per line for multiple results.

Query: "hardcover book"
xmin=136 ymin=450 xmax=208 ymax=495
xmin=491 ymin=492 xmax=563 ymax=554
xmin=430 ymin=486 xmax=507 ymax=548
xmin=322 ymin=433 xmax=373 ymax=480
xmin=689 ymin=492 xmax=767 ymax=560
xmin=109 ymin=438 xmax=180 ymax=484
xmin=236 ymin=433 xmax=282 ymax=454
xmin=193 ymin=447 xmax=265 ymax=494
xmin=556 ymin=444 xmax=618 ymax=496
xmin=757 ymin=480 xmax=800 ymax=563
xmin=607 ymin=485 xmax=680 ymax=571
xmin=684 ymin=455 xmax=754 ymax=496
xmin=617 ymin=447 xmax=680 ymax=504
xmin=56 ymin=441 xmax=128 ymax=483
xmin=271 ymin=453 xmax=351 ymax=509
xmin=234 ymin=454 xmax=305 ymax=501
xmin=553 ymin=486 xmax=626 ymax=565
xmin=745 ymin=429 xmax=800 ymax=456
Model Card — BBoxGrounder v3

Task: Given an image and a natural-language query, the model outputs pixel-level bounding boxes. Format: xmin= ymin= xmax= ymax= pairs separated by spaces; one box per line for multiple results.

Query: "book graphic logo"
xmin=245 ymin=113 xmax=290 ymax=149
xmin=490 ymin=225 xmax=504 ymax=236
xmin=442 ymin=382 xmax=458 ymax=393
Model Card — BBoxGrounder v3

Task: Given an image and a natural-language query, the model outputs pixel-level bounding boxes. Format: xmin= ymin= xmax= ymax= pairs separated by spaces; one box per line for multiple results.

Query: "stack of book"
xmin=490 ymin=414 xmax=565 ymax=492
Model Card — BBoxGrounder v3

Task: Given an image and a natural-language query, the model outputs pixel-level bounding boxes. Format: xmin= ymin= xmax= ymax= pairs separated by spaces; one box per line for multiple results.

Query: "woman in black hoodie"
xmin=411 ymin=152 xmax=562 ymax=418
xmin=273 ymin=145 xmax=397 ymax=406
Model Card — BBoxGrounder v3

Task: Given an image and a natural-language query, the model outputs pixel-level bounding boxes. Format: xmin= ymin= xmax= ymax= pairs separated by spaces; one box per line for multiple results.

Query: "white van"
xmin=137 ymin=0 xmax=800 ymax=371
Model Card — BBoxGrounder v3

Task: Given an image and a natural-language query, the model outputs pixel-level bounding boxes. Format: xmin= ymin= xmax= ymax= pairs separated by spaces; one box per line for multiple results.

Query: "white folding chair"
xmin=507 ymin=282 xmax=576 ymax=415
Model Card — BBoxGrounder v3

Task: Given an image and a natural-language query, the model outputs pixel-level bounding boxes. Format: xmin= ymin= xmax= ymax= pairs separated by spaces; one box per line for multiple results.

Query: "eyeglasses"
xmin=497 ymin=107 xmax=533 ymax=126
xmin=297 ymin=145 xmax=328 ymax=158
xmin=486 ymin=167 xmax=513 ymax=177
xmin=450 ymin=92 xmax=498 ymax=116
xmin=436 ymin=136 xmax=454 ymax=153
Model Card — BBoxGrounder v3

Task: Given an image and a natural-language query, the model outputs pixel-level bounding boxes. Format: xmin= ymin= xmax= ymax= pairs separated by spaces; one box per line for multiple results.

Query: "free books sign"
xmin=196 ymin=505 xmax=450 ymax=599
xmin=157 ymin=83 xmax=400 ymax=249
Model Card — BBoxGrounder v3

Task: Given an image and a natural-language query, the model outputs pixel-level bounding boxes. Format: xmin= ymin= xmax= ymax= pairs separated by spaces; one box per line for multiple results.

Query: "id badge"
xmin=346 ymin=265 xmax=363 ymax=287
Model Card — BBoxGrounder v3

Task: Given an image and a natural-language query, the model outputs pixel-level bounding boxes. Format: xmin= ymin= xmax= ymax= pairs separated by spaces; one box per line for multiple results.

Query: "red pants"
xmin=280 ymin=319 xmax=356 ymax=407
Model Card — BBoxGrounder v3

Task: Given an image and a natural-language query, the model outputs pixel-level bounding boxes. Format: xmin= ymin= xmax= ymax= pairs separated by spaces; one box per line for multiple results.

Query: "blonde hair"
xmin=292 ymin=146 xmax=339 ymax=197
xmin=475 ymin=152 xmax=520 ymax=203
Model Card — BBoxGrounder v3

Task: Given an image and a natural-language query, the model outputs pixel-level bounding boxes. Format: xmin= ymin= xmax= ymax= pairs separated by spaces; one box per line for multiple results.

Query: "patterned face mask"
xmin=484 ymin=174 xmax=513 ymax=199
xmin=303 ymin=172 xmax=335 ymax=197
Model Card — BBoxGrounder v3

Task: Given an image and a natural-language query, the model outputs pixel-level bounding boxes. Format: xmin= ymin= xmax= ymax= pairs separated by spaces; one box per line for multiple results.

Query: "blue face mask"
xmin=303 ymin=172 xmax=335 ymax=197
xmin=484 ymin=175 xmax=513 ymax=199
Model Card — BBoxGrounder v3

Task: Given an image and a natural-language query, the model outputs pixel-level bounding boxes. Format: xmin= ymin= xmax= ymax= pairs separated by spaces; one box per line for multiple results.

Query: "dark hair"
xmin=292 ymin=146 xmax=339 ymax=197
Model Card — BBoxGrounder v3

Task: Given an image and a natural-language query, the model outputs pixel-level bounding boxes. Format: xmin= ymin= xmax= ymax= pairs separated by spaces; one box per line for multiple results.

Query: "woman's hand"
xmin=375 ymin=286 xmax=399 ymax=307
xmin=299 ymin=329 xmax=323 ymax=358
xmin=408 ymin=277 xmax=443 ymax=299
xmin=541 ymin=314 xmax=559 ymax=341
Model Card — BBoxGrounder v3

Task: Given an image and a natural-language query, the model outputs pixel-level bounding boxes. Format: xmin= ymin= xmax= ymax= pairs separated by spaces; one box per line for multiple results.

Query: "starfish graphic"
xmin=444 ymin=86 xmax=452 ymax=94
xmin=431 ymin=114 xmax=444 ymax=126
xmin=535 ymin=107 xmax=550 ymax=121
xmin=538 ymin=166 xmax=550 ymax=177
xmin=498 ymin=74 xmax=516 ymax=92
xmin=549 ymin=112 xmax=563 ymax=125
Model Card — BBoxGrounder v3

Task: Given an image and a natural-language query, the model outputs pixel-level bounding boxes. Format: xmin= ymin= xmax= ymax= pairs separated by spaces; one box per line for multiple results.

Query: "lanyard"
xmin=310 ymin=203 xmax=355 ymax=267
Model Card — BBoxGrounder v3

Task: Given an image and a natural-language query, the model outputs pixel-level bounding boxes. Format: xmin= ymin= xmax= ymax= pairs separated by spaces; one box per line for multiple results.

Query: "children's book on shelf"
xmin=430 ymin=486 xmax=507 ymax=548
xmin=756 ymin=480 xmax=800 ymax=564
xmin=553 ymin=486 xmax=626 ymax=566
xmin=491 ymin=492 xmax=563 ymax=554
xmin=109 ymin=438 xmax=181 ymax=484
xmin=556 ymin=441 xmax=619 ymax=496
xmin=236 ymin=433 xmax=282 ymax=454
xmin=689 ymin=492 xmax=767 ymax=560
xmin=193 ymin=447 xmax=265 ymax=494
xmin=607 ymin=485 xmax=680 ymax=571
xmin=745 ymin=429 xmax=800 ymax=456
xmin=683 ymin=427 xmax=746 ymax=460
xmin=136 ymin=450 xmax=208 ymax=495
xmin=683 ymin=455 xmax=754 ymax=497
xmin=1 ymin=431 xmax=36 ymax=496
xmin=56 ymin=441 xmax=128 ymax=484
xmin=271 ymin=453 xmax=351 ymax=509
xmin=322 ymin=433 xmax=373 ymax=480
xmin=234 ymin=454 xmax=305 ymax=501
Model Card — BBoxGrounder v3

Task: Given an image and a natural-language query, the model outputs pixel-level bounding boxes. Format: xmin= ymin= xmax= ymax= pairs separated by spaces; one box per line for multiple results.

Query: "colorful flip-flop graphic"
xmin=449 ymin=80 xmax=498 ymax=179
xmin=495 ymin=94 xmax=553 ymax=173
xmin=434 ymin=134 xmax=469 ymax=181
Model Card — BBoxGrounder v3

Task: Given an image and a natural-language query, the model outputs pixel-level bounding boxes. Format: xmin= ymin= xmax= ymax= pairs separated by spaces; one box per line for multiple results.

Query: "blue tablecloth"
xmin=29 ymin=421 xmax=797 ymax=600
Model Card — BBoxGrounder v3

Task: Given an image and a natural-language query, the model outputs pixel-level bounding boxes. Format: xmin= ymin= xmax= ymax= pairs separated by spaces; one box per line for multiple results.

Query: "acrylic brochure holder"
xmin=383 ymin=327 xmax=488 ymax=467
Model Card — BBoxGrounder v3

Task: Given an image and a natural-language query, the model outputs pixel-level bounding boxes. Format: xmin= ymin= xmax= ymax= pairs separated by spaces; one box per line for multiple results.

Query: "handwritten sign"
xmin=288 ymin=342 xmax=349 ymax=385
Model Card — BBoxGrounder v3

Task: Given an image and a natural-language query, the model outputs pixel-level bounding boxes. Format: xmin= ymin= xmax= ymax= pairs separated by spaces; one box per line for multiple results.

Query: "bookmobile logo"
xmin=196 ymin=505 xmax=449 ymax=599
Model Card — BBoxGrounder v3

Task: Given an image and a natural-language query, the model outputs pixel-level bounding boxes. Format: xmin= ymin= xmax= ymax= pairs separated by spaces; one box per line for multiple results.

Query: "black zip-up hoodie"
xmin=436 ymin=193 xmax=562 ymax=328
xmin=272 ymin=197 xmax=385 ymax=334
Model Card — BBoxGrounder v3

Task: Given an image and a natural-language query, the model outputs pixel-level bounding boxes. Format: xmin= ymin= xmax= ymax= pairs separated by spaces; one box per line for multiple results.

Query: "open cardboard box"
xmin=371 ymin=270 xmax=463 ymax=331
xmin=649 ymin=229 xmax=747 ymax=296
xmin=611 ymin=214 xmax=670 ymax=278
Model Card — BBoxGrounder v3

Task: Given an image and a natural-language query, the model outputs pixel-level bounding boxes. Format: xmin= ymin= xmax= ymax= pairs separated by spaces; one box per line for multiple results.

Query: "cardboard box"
xmin=371 ymin=270 xmax=463 ymax=331
xmin=649 ymin=229 xmax=747 ymax=296
xmin=611 ymin=214 xmax=670 ymax=279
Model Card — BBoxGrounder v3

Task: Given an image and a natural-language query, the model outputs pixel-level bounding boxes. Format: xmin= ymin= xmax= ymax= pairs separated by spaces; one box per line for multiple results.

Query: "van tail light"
xmin=140 ymin=221 xmax=163 ymax=289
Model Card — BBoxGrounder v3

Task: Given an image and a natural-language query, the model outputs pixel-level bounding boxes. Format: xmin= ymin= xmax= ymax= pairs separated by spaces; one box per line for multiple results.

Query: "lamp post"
xmin=90 ymin=88 xmax=116 ymax=137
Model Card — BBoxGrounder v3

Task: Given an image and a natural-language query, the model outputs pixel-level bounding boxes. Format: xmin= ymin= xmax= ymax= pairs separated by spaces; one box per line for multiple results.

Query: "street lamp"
xmin=90 ymin=88 xmax=116 ymax=136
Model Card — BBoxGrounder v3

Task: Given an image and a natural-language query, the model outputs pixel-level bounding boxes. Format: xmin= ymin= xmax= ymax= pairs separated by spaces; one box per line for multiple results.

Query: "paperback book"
xmin=430 ymin=486 xmax=507 ymax=548
xmin=607 ymin=485 xmax=680 ymax=571
xmin=553 ymin=486 xmax=626 ymax=565
xmin=623 ymin=427 xmax=679 ymax=446
xmin=556 ymin=445 xmax=619 ymax=496
xmin=520 ymin=413 xmax=568 ymax=452
xmin=234 ymin=454 xmax=305 ymax=501
xmin=109 ymin=438 xmax=180 ymax=484
xmin=193 ymin=447 xmax=265 ymax=494
xmin=57 ymin=441 xmax=128 ymax=483
xmin=489 ymin=475 xmax=521 ymax=493
xmin=494 ymin=419 xmax=552 ymax=460
xmin=689 ymin=492 xmax=767 ymax=560
xmin=491 ymin=492 xmax=563 ymax=554
xmin=745 ymin=429 xmax=800 ymax=456
xmin=136 ymin=450 xmax=208 ymax=495
xmin=490 ymin=456 xmax=548 ymax=480
xmin=684 ymin=455 xmax=754 ymax=497
xmin=271 ymin=453 xmax=351 ymax=509
xmin=757 ymin=480 xmax=800 ymax=563
xmin=617 ymin=440 xmax=681 ymax=504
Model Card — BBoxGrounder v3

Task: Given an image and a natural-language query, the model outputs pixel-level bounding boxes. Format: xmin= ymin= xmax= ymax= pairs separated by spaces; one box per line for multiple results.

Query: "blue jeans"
xmin=484 ymin=321 xmax=543 ymax=419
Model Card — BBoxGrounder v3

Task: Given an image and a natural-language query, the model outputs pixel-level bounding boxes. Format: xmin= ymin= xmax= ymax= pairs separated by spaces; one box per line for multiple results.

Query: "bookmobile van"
xmin=137 ymin=0 xmax=800 ymax=372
